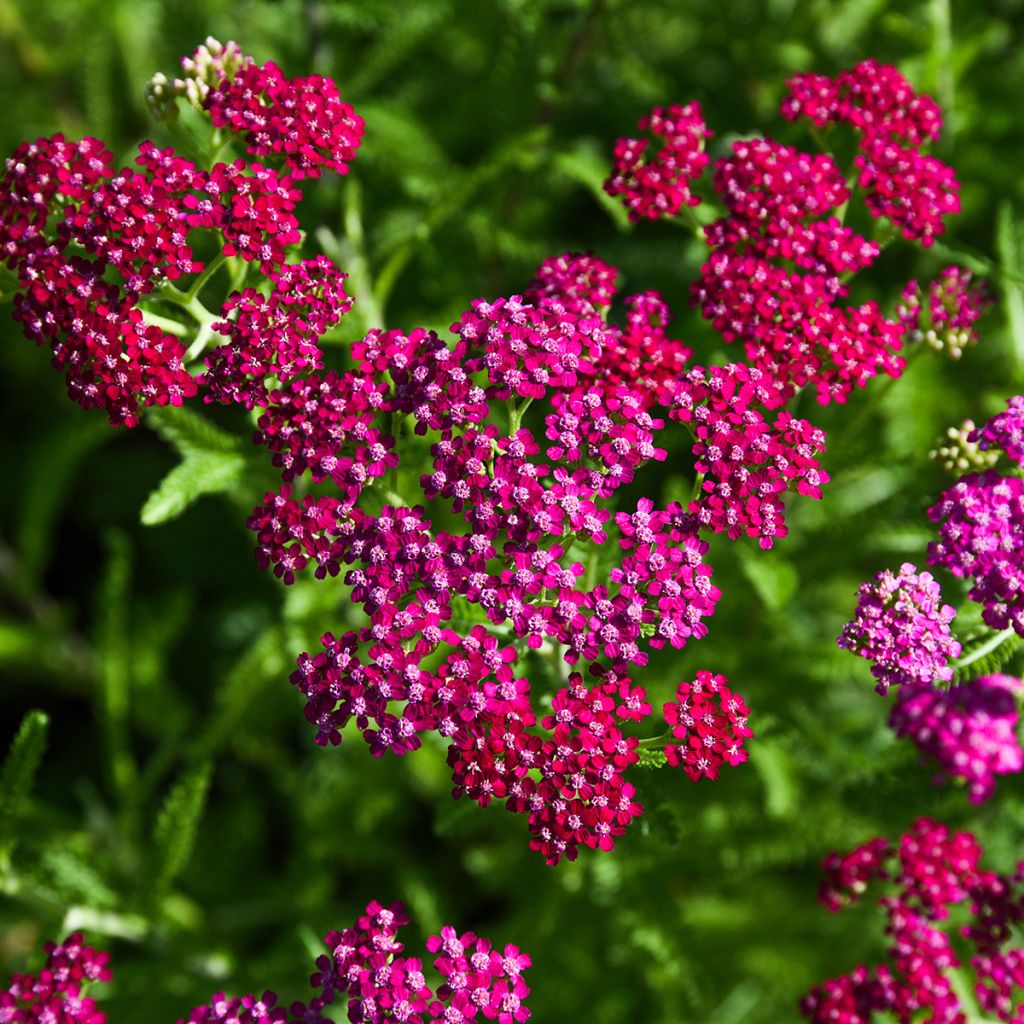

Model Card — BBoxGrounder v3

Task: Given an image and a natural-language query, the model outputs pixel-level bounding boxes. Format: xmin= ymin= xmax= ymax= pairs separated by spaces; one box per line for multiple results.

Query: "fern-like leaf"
xmin=0 ymin=709 xmax=49 ymax=821
xmin=149 ymin=762 xmax=212 ymax=907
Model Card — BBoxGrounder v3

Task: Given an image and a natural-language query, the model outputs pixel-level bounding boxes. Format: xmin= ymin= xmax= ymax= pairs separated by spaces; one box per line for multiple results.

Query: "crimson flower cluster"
xmin=803 ymin=819 xmax=1024 ymax=1024
xmin=205 ymin=57 xmax=365 ymax=178
xmin=0 ymin=932 xmax=111 ymax=1024
xmin=1 ymin=40 xmax=361 ymax=426
xmin=782 ymin=59 xmax=960 ymax=245
xmin=841 ymin=398 xmax=1024 ymax=803
xmin=663 ymin=670 xmax=752 ymax=780
xmin=603 ymin=102 xmax=710 ymax=221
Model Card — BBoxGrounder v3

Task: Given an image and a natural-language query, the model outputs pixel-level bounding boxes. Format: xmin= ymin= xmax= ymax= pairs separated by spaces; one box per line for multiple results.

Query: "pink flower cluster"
xmin=889 ymin=674 xmax=1024 ymax=803
xmin=928 ymin=470 xmax=1024 ymax=637
xmin=971 ymin=395 xmax=1024 ymax=467
xmin=803 ymin=819 xmax=1024 ymax=1024
xmin=783 ymin=59 xmax=960 ymax=245
xmin=205 ymin=56 xmax=365 ymax=178
xmin=661 ymin=362 xmax=829 ymax=547
xmin=300 ymin=900 xmax=532 ymax=1024
xmin=1 ymin=933 xmax=111 ymax=1024
xmin=898 ymin=266 xmax=991 ymax=359
xmin=838 ymin=562 xmax=961 ymax=694
xmin=663 ymin=670 xmax=752 ymax=780
xmin=603 ymin=102 xmax=710 ymax=221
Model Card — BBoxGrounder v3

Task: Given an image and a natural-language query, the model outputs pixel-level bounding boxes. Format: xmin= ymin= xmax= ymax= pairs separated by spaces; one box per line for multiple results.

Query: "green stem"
xmin=184 ymin=252 xmax=227 ymax=303
xmin=508 ymin=398 xmax=532 ymax=434
xmin=690 ymin=471 xmax=705 ymax=502
xmin=140 ymin=311 xmax=189 ymax=337
xmin=638 ymin=732 xmax=671 ymax=748
xmin=369 ymin=480 xmax=409 ymax=508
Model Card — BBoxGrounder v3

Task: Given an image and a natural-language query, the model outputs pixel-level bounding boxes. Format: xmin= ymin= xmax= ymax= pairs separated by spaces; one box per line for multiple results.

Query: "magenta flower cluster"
xmin=1 ymin=932 xmax=111 ymax=1024
xmin=889 ymin=674 xmax=1023 ymax=804
xmin=181 ymin=899 xmax=532 ymax=1024
xmin=928 ymin=400 xmax=1024 ymax=638
xmin=841 ymin=400 xmax=1024 ymax=802
xmin=1 ymin=905 xmax=531 ymax=1024
xmin=603 ymin=102 xmax=710 ymax=221
xmin=838 ymin=562 xmax=961 ymax=694
xmin=802 ymin=819 xmax=1024 ymax=1024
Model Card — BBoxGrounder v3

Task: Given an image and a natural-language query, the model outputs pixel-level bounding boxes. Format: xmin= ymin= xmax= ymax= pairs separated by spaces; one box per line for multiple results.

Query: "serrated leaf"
xmin=140 ymin=450 xmax=246 ymax=526
xmin=952 ymin=627 xmax=1023 ymax=683
xmin=146 ymin=405 xmax=240 ymax=456
xmin=150 ymin=762 xmax=212 ymax=905
xmin=0 ymin=709 xmax=49 ymax=821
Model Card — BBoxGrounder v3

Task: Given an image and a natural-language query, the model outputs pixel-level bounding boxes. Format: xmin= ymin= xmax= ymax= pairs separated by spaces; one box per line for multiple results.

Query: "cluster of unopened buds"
xmin=0 ymin=903 xmax=531 ymax=1024
xmin=841 ymin=397 xmax=1024 ymax=802
xmin=0 ymin=41 xmax=994 ymax=863
xmin=803 ymin=819 xmax=1024 ymax=1024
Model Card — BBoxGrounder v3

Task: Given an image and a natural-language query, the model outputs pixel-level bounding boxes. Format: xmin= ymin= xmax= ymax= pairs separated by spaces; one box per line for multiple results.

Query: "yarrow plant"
xmin=0 ymin=42 xmax=993 ymax=863
xmin=802 ymin=818 xmax=1024 ymax=1024
xmin=0 ymin=902 xmax=531 ymax=1024
xmin=840 ymin=398 xmax=1024 ymax=803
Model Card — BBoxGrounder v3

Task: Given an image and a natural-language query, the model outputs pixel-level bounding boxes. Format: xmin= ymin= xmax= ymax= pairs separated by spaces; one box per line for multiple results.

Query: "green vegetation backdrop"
xmin=2 ymin=0 xmax=1024 ymax=1020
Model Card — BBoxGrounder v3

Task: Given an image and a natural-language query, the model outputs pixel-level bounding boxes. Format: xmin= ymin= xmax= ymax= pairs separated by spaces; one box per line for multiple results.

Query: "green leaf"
xmin=996 ymin=202 xmax=1024 ymax=375
xmin=150 ymin=762 xmax=213 ymax=905
xmin=0 ymin=709 xmax=49 ymax=821
xmin=750 ymin=737 xmax=799 ymax=819
xmin=739 ymin=552 xmax=798 ymax=612
xmin=140 ymin=449 xmax=246 ymax=526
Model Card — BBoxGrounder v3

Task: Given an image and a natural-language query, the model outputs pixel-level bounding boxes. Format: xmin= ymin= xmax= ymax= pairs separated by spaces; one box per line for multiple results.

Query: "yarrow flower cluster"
xmin=1 ymin=932 xmax=111 ymax=1024
xmin=603 ymin=102 xmax=710 ymax=221
xmin=898 ymin=266 xmax=991 ymax=359
xmin=802 ymin=819 xmax=1024 ymax=1024
xmin=0 ymin=40 xmax=361 ymax=425
xmin=889 ymin=674 xmax=1023 ymax=803
xmin=1 ymin=905 xmax=531 ymax=1024
xmin=783 ymin=59 xmax=960 ymax=245
xmin=663 ymin=670 xmax=752 ymax=780
xmin=838 ymin=562 xmax=961 ymax=694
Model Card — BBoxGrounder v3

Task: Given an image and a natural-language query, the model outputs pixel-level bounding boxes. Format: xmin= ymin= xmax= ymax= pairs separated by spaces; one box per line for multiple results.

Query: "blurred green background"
xmin=2 ymin=0 xmax=1024 ymax=1020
